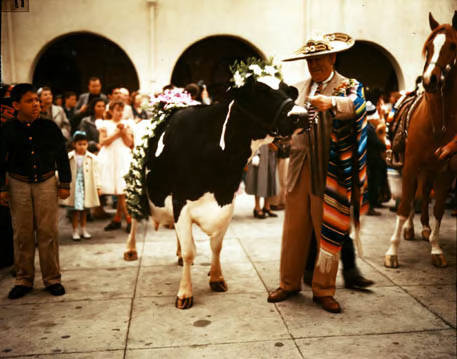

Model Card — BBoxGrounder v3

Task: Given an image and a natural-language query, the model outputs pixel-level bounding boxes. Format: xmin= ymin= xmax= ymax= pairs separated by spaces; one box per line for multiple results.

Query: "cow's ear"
xmin=452 ymin=10 xmax=457 ymax=30
xmin=429 ymin=12 xmax=439 ymax=30
xmin=285 ymin=86 xmax=299 ymax=101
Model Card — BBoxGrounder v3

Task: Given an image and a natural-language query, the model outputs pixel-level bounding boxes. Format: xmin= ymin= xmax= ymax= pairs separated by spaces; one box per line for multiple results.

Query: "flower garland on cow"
xmin=125 ymin=88 xmax=199 ymax=220
xmin=229 ymin=57 xmax=283 ymax=88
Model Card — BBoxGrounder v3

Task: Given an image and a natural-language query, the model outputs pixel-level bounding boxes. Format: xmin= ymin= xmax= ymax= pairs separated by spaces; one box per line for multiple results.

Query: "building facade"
xmin=2 ymin=0 xmax=456 ymax=97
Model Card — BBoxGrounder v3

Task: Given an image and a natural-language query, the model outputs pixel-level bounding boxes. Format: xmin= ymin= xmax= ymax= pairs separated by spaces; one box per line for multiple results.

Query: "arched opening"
xmin=171 ymin=35 xmax=264 ymax=102
xmin=32 ymin=32 xmax=139 ymax=96
xmin=335 ymin=40 xmax=403 ymax=100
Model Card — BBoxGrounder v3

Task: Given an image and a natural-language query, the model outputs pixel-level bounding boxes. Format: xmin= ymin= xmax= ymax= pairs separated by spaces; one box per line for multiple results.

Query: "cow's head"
xmin=229 ymin=76 xmax=306 ymax=138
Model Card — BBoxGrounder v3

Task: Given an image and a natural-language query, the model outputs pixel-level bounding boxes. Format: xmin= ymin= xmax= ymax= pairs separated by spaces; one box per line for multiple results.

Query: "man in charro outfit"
xmin=267 ymin=33 xmax=373 ymax=313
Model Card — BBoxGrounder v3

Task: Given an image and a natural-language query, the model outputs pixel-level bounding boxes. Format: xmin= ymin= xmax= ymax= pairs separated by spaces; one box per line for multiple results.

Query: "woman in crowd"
xmin=245 ymin=143 xmax=278 ymax=219
xmin=79 ymin=97 xmax=106 ymax=153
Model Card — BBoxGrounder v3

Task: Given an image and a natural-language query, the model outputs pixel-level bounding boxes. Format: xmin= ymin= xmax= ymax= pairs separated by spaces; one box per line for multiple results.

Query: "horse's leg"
xmin=174 ymin=208 xmax=196 ymax=309
xmin=403 ymin=202 xmax=416 ymax=240
xmin=420 ymin=176 xmax=433 ymax=241
xmin=429 ymin=173 xmax=453 ymax=267
xmin=385 ymin=164 xmax=418 ymax=268
xmin=209 ymin=229 xmax=229 ymax=292
xmin=124 ymin=218 xmax=138 ymax=261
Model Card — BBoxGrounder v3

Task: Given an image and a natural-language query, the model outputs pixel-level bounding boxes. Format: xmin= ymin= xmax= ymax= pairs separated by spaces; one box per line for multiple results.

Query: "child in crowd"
xmin=96 ymin=101 xmax=134 ymax=232
xmin=61 ymin=131 xmax=101 ymax=240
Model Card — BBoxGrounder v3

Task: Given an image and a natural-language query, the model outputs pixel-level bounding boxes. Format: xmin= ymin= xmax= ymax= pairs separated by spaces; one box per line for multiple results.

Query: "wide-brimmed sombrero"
xmin=283 ymin=32 xmax=355 ymax=61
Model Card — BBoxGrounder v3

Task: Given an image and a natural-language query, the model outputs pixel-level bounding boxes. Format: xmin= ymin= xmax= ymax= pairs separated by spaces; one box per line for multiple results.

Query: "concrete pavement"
xmin=0 ymin=193 xmax=455 ymax=358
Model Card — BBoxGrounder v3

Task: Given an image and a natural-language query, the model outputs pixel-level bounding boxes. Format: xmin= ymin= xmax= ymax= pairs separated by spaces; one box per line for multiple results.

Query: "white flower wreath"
xmin=229 ymin=57 xmax=283 ymax=88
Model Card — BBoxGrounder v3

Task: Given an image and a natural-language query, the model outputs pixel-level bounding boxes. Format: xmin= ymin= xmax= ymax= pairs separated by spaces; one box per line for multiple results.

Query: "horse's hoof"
xmin=421 ymin=229 xmax=431 ymax=241
xmin=404 ymin=227 xmax=415 ymax=241
xmin=209 ymin=280 xmax=228 ymax=292
xmin=123 ymin=250 xmax=138 ymax=261
xmin=384 ymin=255 xmax=399 ymax=268
xmin=431 ymin=254 xmax=447 ymax=268
xmin=175 ymin=296 xmax=193 ymax=309
xmin=177 ymin=257 xmax=183 ymax=266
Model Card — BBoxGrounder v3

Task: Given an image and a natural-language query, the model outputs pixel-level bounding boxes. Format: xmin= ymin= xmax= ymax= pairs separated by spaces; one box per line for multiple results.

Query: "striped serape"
xmin=320 ymin=79 xmax=368 ymax=255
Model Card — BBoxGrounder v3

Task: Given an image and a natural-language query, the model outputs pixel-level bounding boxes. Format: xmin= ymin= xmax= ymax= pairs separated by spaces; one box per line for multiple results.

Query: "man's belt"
xmin=9 ymin=170 xmax=55 ymax=184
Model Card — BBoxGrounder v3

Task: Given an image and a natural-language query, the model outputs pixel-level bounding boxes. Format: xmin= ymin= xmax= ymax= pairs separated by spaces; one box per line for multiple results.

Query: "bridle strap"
xmin=234 ymin=97 xmax=294 ymax=136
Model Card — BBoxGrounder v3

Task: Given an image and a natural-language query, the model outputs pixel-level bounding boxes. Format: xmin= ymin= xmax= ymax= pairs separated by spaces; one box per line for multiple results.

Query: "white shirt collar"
xmin=310 ymin=71 xmax=335 ymax=96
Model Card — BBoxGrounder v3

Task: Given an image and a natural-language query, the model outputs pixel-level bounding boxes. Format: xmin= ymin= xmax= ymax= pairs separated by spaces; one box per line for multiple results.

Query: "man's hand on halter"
xmin=308 ymin=94 xmax=333 ymax=112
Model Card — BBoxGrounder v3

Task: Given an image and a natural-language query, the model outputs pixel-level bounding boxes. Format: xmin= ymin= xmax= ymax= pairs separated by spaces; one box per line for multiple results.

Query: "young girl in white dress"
xmin=96 ymin=101 xmax=134 ymax=232
xmin=60 ymin=131 xmax=101 ymax=240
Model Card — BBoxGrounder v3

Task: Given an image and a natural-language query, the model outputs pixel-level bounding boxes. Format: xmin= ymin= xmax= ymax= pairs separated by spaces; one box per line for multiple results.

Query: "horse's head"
xmin=422 ymin=11 xmax=457 ymax=93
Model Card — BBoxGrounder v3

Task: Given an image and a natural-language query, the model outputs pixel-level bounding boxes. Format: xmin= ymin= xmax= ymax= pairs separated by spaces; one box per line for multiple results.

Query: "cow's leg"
xmin=403 ymin=203 xmax=416 ymax=240
xmin=176 ymin=234 xmax=183 ymax=266
xmin=429 ymin=174 xmax=453 ymax=267
xmin=124 ymin=219 xmax=138 ymax=261
xmin=174 ymin=209 xmax=196 ymax=309
xmin=209 ymin=231 xmax=228 ymax=292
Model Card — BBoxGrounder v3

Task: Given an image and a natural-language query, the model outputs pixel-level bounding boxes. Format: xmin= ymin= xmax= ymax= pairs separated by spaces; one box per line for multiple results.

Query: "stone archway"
xmin=32 ymin=32 xmax=139 ymax=96
xmin=171 ymin=35 xmax=264 ymax=102
xmin=335 ymin=40 xmax=403 ymax=98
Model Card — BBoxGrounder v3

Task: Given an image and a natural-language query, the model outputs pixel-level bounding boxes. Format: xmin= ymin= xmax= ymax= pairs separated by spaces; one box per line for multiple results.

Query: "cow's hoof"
xmin=124 ymin=250 xmax=138 ymax=261
xmin=175 ymin=296 xmax=193 ymax=309
xmin=431 ymin=254 xmax=447 ymax=268
xmin=177 ymin=257 xmax=183 ymax=266
xmin=403 ymin=228 xmax=415 ymax=241
xmin=384 ymin=255 xmax=399 ymax=268
xmin=421 ymin=228 xmax=431 ymax=241
xmin=209 ymin=280 xmax=228 ymax=292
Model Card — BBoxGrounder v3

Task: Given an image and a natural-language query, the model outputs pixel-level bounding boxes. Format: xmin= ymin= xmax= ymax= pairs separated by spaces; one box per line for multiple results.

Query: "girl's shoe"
xmin=81 ymin=229 xmax=92 ymax=239
xmin=253 ymin=209 xmax=266 ymax=219
xmin=72 ymin=231 xmax=81 ymax=241
xmin=263 ymin=207 xmax=278 ymax=217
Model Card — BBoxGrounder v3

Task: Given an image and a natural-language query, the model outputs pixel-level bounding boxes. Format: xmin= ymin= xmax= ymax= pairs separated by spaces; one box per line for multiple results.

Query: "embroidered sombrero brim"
xmin=283 ymin=32 xmax=355 ymax=61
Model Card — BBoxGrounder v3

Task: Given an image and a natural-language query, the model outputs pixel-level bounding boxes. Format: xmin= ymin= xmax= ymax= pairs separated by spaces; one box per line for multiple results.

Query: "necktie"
xmin=307 ymin=82 xmax=323 ymax=121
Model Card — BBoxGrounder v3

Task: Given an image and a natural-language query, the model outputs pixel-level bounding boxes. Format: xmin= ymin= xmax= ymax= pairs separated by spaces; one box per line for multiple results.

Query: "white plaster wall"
xmin=3 ymin=0 xmax=151 ymax=89
xmin=152 ymin=0 xmax=306 ymax=89
xmin=305 ymin=0 xmax=457 ymax=89
xmin=1 ymin=0 xmax=456 ymax=92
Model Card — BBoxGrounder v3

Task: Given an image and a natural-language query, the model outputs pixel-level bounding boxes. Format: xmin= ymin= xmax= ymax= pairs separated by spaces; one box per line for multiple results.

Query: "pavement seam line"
xmin=123 ymin=220 xmax=148 ymax=359
xmin=235 ymin=236 xmax=306 ymax=359
xmin=361 ymin=257 xmax=456 ymax=329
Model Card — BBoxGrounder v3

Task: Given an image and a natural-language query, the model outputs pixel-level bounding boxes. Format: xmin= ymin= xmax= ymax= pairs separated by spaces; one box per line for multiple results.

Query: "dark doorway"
xmin=171 ymin=36 xmax=263 ymax=102
xmin=33 ymin=32 xmax=139 ymax=96
xmin=336 ymin=41 xmax=399 ymax=99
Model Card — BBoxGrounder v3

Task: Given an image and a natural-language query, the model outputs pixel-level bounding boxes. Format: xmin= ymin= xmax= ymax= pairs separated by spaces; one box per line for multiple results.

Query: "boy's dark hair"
xmin=72 ymin=130 xmax=88 ymax=142
xmin=10 ymin=83 xmax=36 ymax=103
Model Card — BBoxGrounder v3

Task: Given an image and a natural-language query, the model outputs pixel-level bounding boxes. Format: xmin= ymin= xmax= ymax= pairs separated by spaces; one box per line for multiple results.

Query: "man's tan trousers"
xmin=279 ymin=157 xmax=338 ymax=297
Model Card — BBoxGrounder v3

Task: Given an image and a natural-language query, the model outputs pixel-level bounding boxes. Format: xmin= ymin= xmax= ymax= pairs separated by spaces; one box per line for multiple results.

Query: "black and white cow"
xmin=124 ymin=75 xmax=305 ymax=309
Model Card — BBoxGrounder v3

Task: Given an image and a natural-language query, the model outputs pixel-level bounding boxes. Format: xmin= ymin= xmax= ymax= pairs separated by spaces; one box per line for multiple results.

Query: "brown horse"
xmin=385 ymin=11 xmax=457 ymax=268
